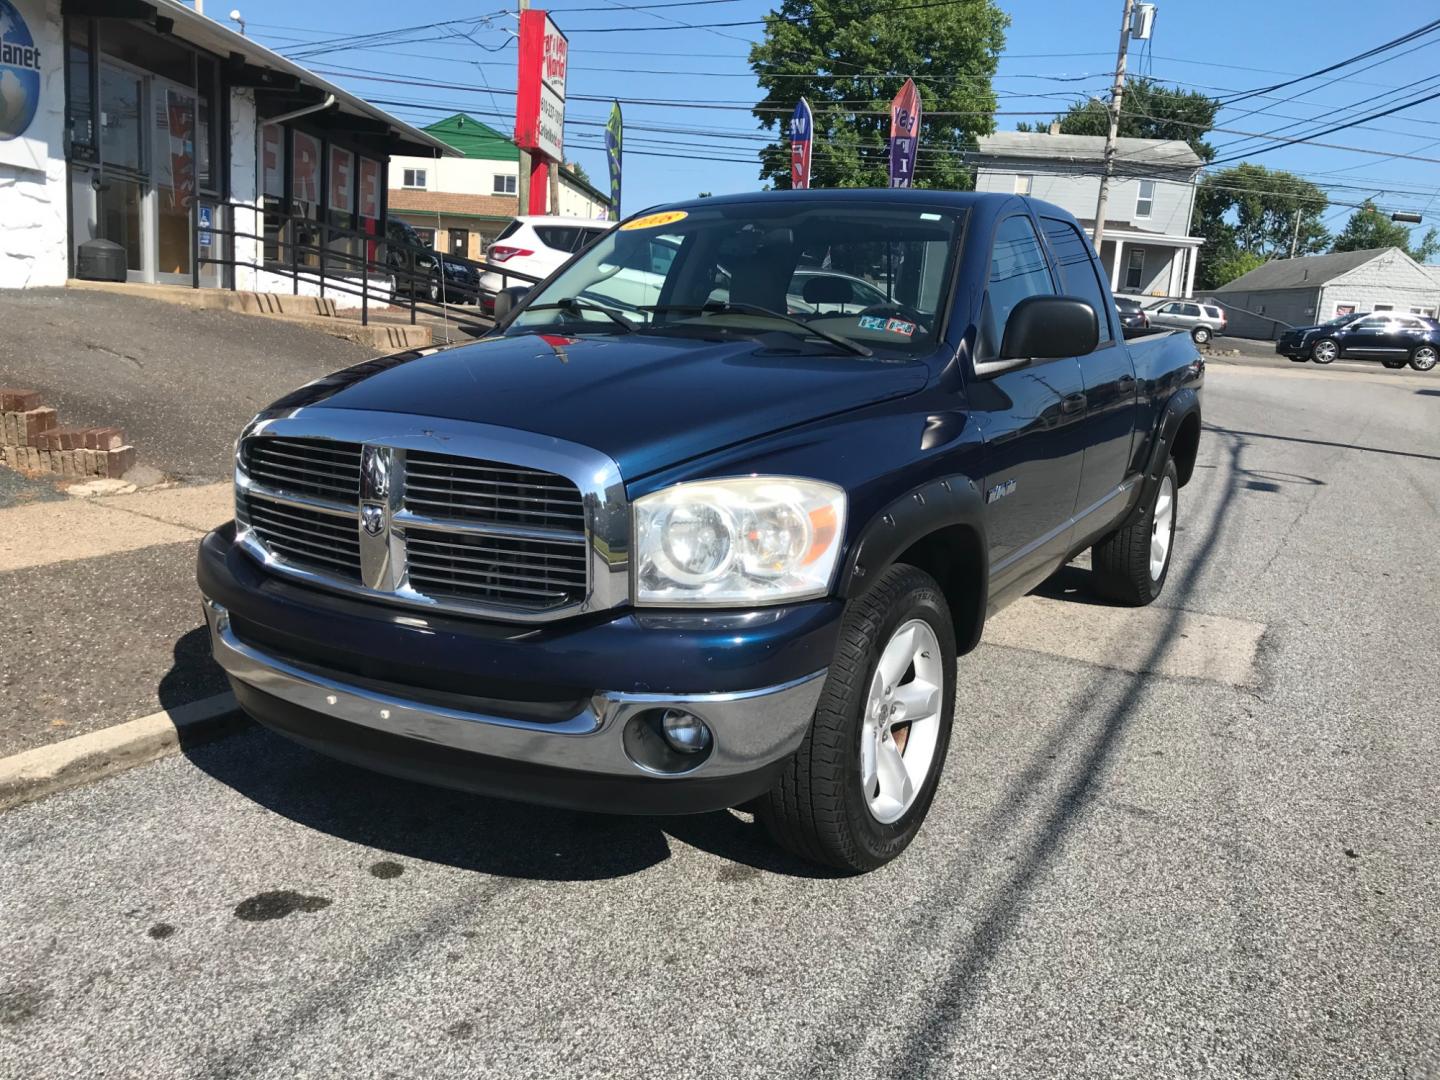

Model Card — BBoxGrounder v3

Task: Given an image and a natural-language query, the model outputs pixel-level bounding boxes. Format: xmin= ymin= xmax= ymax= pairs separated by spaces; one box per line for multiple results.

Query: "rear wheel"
xmin=1191 ymin=325 xmax=1212 ymax=345
xmin=757 ymin=564 xmax=956 ymax=873
xmin=1311 ymin=339 xmax=1338 ymax=364
xmin=1091 ymin=457 xmax=1178 ymax=606
xmin=1410 ymin=344 xmax=1438 ymax=372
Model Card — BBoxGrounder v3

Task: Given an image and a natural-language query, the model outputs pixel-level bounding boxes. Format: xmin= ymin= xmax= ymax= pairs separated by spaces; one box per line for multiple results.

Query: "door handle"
xmin=1061 ymin=392 xmax=1087 ymax=415
xmin=1117 ymin=373 xmax=1136 ymax=388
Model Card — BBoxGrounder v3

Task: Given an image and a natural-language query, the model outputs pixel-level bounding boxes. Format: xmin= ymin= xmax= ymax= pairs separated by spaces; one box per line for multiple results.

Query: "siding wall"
xmin=391 ymin=155 xmax=519 ymax=198
xmin=975 ymin=165 xmax=1195 ymax=236
xmin=1212 ymin=289 xmax=1320 ymax=339
xmin=1318 ymin=253 xmax=1440 ymax=318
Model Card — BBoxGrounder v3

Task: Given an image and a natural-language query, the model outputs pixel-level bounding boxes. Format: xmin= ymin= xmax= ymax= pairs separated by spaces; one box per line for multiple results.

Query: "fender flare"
xmin=1133 ymin=387 xmax=1201 ymax=518
xmin=838 ymin=475 xmax=989 ymax=654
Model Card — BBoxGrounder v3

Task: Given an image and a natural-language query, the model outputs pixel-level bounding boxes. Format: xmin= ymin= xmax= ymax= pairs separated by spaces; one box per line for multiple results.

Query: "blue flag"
xmin=605 ymin=101 xmax=623 ymax=218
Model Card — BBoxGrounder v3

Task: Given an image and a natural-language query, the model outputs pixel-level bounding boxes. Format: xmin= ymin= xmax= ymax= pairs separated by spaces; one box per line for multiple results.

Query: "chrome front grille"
xmin=242 ymin=437 xmax=361 ymax=502
xmin=237 ymin=430 xmax=600 ymax=619
xmin=404 ymin=450 xmax=586 ymax=532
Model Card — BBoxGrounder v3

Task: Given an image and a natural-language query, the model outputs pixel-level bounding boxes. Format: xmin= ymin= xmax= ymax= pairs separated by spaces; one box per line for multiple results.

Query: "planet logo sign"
xmin=0 ymin=0 xmax=42 ymax=142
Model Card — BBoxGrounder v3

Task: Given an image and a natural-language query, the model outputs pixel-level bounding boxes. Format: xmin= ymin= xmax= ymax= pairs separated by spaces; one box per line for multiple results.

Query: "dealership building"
xmin=0 ymin=0 xmax=453 ymax=300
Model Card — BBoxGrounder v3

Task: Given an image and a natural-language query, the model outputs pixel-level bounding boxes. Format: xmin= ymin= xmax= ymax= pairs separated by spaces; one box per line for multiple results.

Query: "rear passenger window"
xmin=1182 ymin=303 xmax=1202 ymax=317
xmin=535 ymin=226 xmax=580 ymax=251
xmin=1041 ymin=217 xmax=1112 ymax=345
xmin=979 ymin=215 xmax=1055 ymax=358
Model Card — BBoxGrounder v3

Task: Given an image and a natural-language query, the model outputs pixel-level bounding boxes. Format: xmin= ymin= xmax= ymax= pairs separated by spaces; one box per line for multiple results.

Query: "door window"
xmin=1124 ymin=248 xmax=1145 ymax=290
xmin=979 ymin=215 xmax=1055 ymax=359
xmin=1353 ymin=316 xmax=1390 ymax=331
xmin=1041 ymin=217 xmax=1112 ymax=345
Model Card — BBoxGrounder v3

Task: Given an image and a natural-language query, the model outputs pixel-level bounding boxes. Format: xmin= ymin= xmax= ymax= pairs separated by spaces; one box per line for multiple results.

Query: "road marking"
xmin=984 ymin=595 xmax=1265 ymax=687
xmin=0 ymin=482 xmax=232 ymax=573
xmin=0 ymin=692 xmax=240 ymax=812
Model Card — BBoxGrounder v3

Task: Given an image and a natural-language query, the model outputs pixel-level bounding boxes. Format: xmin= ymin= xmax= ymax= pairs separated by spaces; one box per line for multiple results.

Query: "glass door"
xmin=97 ymin=61 xmax=150 ymax=281
xmin=152 ymin=78 xmax=197 ymax=284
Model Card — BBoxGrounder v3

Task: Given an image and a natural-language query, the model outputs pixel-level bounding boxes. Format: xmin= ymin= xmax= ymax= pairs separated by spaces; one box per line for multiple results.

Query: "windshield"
xmin=505 ymin=203 xmax=966 ymax=358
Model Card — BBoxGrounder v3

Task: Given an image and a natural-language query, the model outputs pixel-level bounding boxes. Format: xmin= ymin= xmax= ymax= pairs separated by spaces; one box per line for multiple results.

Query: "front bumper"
xmin=198 ymin=525 xmax=840 ymax=814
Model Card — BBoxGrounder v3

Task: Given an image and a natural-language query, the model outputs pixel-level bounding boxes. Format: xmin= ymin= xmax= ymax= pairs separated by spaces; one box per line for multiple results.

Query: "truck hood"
xmin=270 ymin=331 xmax=929 ymax=477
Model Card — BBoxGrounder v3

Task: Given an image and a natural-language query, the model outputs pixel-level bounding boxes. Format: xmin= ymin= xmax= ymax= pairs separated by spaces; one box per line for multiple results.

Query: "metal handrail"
xmin=189 ymin=198 xmax=541 ymax=331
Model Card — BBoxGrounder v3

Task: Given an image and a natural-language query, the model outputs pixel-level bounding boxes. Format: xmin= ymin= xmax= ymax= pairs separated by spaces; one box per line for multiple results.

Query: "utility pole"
xmin=1290 ymin=207 xmax=1301 ymax=258
xmin=516 ymin=0 xmax=531 ymax=216
xmin=1092 ymin=0 xmax=1137 ymax=257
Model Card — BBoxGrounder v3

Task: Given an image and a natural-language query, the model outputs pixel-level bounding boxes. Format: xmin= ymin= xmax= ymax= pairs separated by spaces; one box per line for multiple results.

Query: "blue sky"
xmin=236 ymin=0 xmax=1440 ymax=249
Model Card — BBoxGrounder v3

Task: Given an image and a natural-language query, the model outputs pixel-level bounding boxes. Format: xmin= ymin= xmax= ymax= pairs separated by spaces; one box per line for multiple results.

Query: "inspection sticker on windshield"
xmin=885 ymin=318 xmax=916 ymax=337
xmin=858 ymin=315 xmax=888 ymax=331
xmin=620 ymin=210 xmax=689 ymax=231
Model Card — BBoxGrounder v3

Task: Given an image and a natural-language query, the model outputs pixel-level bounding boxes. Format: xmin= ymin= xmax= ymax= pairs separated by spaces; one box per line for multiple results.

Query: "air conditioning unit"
xmin=1130 ymin=3 xmax=1156 ymax=39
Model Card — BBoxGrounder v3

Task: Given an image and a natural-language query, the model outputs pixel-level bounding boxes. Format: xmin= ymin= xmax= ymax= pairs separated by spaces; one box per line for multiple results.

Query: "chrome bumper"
xmin=203 ymin=599 xmax=825 ymax=781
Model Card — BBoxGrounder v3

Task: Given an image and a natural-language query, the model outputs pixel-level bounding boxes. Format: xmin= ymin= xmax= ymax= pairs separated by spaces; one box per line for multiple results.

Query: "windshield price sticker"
xmin=858 ymin=315 xmax=888 ymax=331
xmin=620 ymin=210 xmax=689 ymax=231
xmin=885 ymin=318 xmax=916 ymax=337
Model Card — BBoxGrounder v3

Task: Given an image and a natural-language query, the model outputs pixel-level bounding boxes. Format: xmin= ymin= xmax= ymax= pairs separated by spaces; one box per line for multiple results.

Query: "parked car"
xmin=478 ymin=216 xmax=613 ymax=312
xmin=1144 ymin=298 xmax=1226 ymax=344
xmin=1115 ymin=296 xmax=1149 ymax=337
xmin=200 ymin=191 xmax=1203 ymax=873
xmin=1276 ymin=311 xmax=1440 ymax=371
xmin=384 ymin=220 xmax=480 ymax=305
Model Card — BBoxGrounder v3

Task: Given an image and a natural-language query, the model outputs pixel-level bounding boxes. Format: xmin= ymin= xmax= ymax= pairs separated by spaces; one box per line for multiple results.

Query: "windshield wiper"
xmin=524 ymin=297 xmax=635 ymax=333
xmin=642 ymin=301 xmax=872 ymax=357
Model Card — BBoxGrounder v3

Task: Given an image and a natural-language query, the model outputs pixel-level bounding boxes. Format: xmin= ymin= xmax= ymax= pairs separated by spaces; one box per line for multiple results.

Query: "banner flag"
xmin=605 ymin=100 xmax=623 ymax=217
xmin=888 ymin=78 xmax=921 ymax=189
xmin=789 ymin=97 xmax=813 ymax=189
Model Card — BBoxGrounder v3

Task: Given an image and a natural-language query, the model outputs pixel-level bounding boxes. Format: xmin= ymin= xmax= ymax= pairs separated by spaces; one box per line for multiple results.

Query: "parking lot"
xmin=2 ymin=353 xmax=1436 ymax=1079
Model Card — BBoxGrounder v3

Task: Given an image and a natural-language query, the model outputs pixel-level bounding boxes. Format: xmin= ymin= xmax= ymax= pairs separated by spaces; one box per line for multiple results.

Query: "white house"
xmin=973 ymin=130 xmax=1205 ymax=300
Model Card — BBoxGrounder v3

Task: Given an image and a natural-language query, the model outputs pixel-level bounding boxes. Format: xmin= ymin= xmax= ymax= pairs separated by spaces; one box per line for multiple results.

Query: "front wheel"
xmin=1191 ymin=325 xmax=1212 ymax=345
xmin=1311 ymin=339 xmax=1338 ymax=364
xmin=757 ymin=564 xmax=956 ymax=873
xmin=1091 ymin=457 xmax=1178 ymax=606
xmin=1410 ymin=344 xmax=1438 ymax=372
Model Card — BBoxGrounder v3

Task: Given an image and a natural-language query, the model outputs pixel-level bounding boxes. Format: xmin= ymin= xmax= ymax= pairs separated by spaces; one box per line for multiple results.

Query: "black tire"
xmin=1382 ymin=359 xmax=1407 ymax=370
xmin=1311 ymin=338 xmax=1338 ymax=364
xmin=1290 ymin=356 xmax=1309 ymax=363
xmin=1410 ymin=344 xmax=1438 ymax=372
xmin=1091 ymin=457 xmax=1179 ymax=606
xmin=1191 ymin=325 xmax=1212 ymax=345
xmin=757 ymin=564 xmax=957 ymax=873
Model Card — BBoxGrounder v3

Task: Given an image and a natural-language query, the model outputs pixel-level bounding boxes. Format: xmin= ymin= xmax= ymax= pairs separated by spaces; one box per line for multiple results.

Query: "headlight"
xmin=633 ymin=477 xmax=846 ymax=606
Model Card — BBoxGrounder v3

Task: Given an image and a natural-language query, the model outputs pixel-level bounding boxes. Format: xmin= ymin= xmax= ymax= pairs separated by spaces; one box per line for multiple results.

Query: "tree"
xmin=1018 ymin=78 xmax=1220 ymax=161
xmin=1332 ymin=201 xmax=1439 ymax=262
xmin=564 ymin=161 xmax=593 ymax=187
xmin=750 ymin=0 xmax=1008 ymax=190
xmin=1191 ymin=163 xmax=1330 ymax=289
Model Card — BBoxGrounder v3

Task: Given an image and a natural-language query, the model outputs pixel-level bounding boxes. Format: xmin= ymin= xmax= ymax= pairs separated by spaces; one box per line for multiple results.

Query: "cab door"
xmin=1040 ymin=215 xmax=1138 ymax=532
xmin=1339 ymin=315 xmax=1398 ymax=357
xmin=972 ymin=212 xmax=1088 ymax=603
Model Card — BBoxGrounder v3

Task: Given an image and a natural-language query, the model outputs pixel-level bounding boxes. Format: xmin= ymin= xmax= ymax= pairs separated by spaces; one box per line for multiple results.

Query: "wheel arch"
xmin=839 ymin=477 xmax=989 ymax=656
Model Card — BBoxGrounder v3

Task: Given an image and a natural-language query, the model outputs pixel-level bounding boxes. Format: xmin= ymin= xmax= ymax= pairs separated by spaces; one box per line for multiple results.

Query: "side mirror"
xmin=492 ymin=285 xmax=532 ymax=321
xmin=975 ymin=296 xmax=1100 ymax=379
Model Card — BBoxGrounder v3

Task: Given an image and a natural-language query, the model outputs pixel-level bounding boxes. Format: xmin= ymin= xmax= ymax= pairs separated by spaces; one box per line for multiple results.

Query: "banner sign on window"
xmin=789 ymin=97 xmax=813 ymax=190
xmin=605 ymin=100 xmax=622 ymax=217
xmin=358 ymin=157 xmax=380 ymax=219
xmin=165 ymin=89 xmax=196 ymax=210
xmin=329 ymin=145 xmax=354 ymax=214
xmin=888 ymin=78 xmax=921 ymax=189
xmin=292 ymin=130 xmax=320 ymax=208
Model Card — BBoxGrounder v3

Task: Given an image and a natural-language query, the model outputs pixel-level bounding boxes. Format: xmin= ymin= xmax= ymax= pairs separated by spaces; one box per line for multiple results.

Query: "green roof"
xmin=422 ymin=114 xmax=520 ymax=163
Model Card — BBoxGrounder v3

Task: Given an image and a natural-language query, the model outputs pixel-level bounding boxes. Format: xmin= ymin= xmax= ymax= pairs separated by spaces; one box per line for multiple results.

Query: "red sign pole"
xmin=515 ymin=9 xmax=568 ymax=215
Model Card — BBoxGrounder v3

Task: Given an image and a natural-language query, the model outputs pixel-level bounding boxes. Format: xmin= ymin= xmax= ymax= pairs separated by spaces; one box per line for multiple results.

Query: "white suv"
xmin=479 ymin=216 xmax=613 ymax=312
xmin=1144 ymin=299 xmax=1227 ymax=344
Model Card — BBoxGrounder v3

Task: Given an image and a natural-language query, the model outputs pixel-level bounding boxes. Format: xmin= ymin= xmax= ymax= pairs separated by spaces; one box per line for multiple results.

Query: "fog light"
xmin=660 ymin=709 xmax=712 ymax=754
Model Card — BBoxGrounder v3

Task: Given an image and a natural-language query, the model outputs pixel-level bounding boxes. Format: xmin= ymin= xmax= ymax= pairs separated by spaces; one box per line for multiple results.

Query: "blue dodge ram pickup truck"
xmin=198 ymin=190 xmax=1202 ymax=872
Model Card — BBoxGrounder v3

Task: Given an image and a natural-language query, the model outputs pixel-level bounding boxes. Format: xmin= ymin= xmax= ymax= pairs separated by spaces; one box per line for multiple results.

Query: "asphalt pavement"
xmin=2 ymin=359 xmax=1438 ymax=1078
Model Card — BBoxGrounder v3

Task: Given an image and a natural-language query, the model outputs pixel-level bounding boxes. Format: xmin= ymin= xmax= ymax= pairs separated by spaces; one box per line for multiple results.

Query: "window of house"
xmin=1124 ymin=248 xmax=1146 ymax=291
xmin=1013 ymin=174 xmax=1033 ymax=196
xmin=1372 ymin=303 xmax=1393 ymax=312
xmin=1135 ymin=179 xmax=1155 ymax=218
xmin=402 ymin=168 xmax=427 ymax=189
xmin=1041 ymin=216 xmax=1112 ymax=344
xmin=978 ymin=215 xmax=1055 ymax=359
xmin=493 ymin=173 xmax=517 ymax=195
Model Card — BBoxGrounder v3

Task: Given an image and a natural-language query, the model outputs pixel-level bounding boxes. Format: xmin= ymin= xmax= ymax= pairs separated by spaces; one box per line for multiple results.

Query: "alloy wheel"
xmin=1413 ymin=345 xmax=1438 ymax=372
xmin=1150 ymin=474 xmax=1175 ymax=581
xmin=1313 ymin=340 xmax=1338 ymax=363
xmin=861 ymin=619 xmax=944 ymax=825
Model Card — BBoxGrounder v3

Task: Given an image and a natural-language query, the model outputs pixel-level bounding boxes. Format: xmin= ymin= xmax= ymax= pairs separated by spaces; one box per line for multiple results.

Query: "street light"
xmin=228 ymin=8 xmax=246 ymax=35
xmin=1391 ymin=212 xmax=1423 ymax=224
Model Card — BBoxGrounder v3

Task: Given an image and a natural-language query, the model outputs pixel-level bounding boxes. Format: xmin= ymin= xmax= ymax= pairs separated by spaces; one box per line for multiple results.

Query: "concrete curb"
xmin=0 ymin=693 xmax=249 ymax=812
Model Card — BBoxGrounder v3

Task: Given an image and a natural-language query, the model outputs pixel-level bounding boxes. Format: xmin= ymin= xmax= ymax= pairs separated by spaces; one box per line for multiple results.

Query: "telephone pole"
xmin=1091 ymin=0 xmax=1138 ymax=257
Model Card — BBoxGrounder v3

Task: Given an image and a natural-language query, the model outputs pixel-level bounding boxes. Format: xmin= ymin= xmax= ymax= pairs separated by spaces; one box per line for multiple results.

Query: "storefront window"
xmin=262 ymin=123 xmax=285 ymax=264
xmin=359 ymin=156 xmax=381 ymax=270
xmin=328 ymin=145 xmax=357 ymax=270
xmin=291 ymin=130 xmax=322 ymax=269
xmin=98 ymin=64 xmax=143 ymax=173
xmin=66 ymin=20 xmax=96 ymax=161
xmin=196 ymin=55 xmax=220 ymax=194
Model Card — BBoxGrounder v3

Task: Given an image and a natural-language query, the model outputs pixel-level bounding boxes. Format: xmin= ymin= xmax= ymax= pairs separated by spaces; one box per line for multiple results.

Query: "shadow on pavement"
xmin=1206 ymin=422 xmax=1440 ymax=463
xmin=1417 ymin=389 xmax=1440 ymax=398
